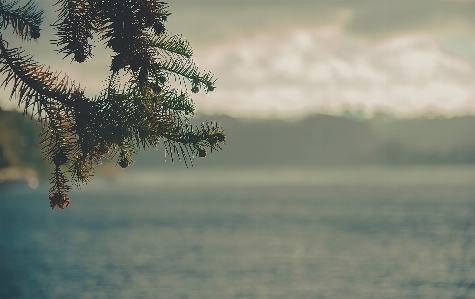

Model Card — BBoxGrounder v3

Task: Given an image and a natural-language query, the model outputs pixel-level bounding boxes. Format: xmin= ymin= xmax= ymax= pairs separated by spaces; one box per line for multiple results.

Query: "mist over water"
xmin=1 ymin=166 xmax=474 ymax=298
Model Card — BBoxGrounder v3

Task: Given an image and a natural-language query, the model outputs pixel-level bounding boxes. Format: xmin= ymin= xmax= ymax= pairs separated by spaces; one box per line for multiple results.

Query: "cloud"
xmin=166 ymin=1 xmax=475 ymax=52
xmin=192 ymin=27 xmax=475 ymax=117
xmin=2 ymin=3 xmax=475 ymax=119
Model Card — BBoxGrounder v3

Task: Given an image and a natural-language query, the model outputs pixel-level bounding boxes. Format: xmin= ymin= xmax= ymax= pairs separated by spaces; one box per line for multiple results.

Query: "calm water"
xmin=1 ymin=166 xmax=475 ymax=299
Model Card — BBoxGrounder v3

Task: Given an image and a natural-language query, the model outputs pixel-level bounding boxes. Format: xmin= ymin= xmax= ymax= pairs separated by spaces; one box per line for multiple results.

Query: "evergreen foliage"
xmin=0 ymin=0 xmax=226 ymax=209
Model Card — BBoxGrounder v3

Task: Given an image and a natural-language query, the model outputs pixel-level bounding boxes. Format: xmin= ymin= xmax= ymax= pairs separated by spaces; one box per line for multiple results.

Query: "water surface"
xmin=1 ymin=166 xmax=474 ymax=298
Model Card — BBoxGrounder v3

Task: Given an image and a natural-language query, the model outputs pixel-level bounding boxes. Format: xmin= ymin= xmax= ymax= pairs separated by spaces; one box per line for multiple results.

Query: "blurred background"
xmin=1 ymin=0 xmax=475 ymax=298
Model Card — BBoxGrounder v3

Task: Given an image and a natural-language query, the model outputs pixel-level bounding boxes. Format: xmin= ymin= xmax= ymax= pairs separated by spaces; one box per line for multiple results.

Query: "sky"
xmin=1 ymin=0 xmax=475 ymax=118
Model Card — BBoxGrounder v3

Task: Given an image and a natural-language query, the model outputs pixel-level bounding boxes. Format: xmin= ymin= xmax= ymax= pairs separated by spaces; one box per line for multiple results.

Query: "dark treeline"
xmin=1 ymin=109 xmax=475 ymax=175
xmin=0 ymin=108 xmax=46 ymax=174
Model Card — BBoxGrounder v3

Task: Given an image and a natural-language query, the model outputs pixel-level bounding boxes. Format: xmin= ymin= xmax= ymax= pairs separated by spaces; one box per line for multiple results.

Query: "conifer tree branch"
xmin=160 ymin=88 xmax=195 ymax=116
xmin=0 ymin=0 xmax=42 ymax=40
xmin=146 ymin=33 xmax=193 ymax=58
xmin=151 ymin=59 xmax=216 ymax=93
xmin=0 ymin=0 xmax=226 ymax=208
xmin=53 ymin=0 xmax=94 ymax=62
xmin=39 ymin=104 xmax=75 ymax=209
xmin=0 ymin=35 xmax=84 ymax=115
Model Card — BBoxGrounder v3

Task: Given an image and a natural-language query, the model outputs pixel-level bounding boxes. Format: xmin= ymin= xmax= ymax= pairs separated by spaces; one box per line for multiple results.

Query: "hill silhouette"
xmin=134 ymin=112 xmax=475 ymax=168
xmin=1 ymin=109 xmax=474 ymax=177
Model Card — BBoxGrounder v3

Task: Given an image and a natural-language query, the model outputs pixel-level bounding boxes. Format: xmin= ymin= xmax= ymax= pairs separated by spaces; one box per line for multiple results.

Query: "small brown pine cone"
xmin=49 ymin=193 xmax=71 ymax=209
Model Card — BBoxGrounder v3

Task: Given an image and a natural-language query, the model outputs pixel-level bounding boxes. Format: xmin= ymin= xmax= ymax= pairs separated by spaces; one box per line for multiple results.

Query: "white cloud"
xmin=193 ymin=27 xmax=475 ymax=117
xmin=2 ymin=26 xmax=475 ymax=118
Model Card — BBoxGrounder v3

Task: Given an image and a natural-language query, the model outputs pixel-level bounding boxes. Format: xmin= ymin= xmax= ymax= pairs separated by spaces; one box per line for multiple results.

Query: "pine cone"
xmin=198 ymin=147 xmax=207 ymax=158
xmin=53 ymin=151 xmax=68 ymax=166
xmin=49 ymin=193 xmax=71 ymax=209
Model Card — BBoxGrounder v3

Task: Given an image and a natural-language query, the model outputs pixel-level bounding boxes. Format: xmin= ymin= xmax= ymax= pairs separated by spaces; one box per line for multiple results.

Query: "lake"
xmin=1 ymin=165 xmax=475 ymax=298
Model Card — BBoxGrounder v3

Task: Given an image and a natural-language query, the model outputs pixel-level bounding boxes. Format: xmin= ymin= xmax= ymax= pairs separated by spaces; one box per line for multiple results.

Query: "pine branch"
xmin=0 ymin=0 xmax=226 ymax=208
xmin=146 ymin=32 xmax=193 ymax=58
xmin=122 ymin=75 xmax=195 ymax=117
xmin=94 ymin=0 xmax=168 ymax=72
xmin=0 ymin=35 xmax=84 ymax=117
xmin=152 ymin=58 xmax=216 ymax=93
xmin=40 ymin=105 xmax=75 ymax=209
xmin=162 ymin=119 xmax=226 ymax=161
xmin=53 ymin=0 xmax=94 ymax=62
xmin=0 ymin=0 xmax=42 ymax=40
xmin=160 ymin=87 xmax=195 ymax=116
